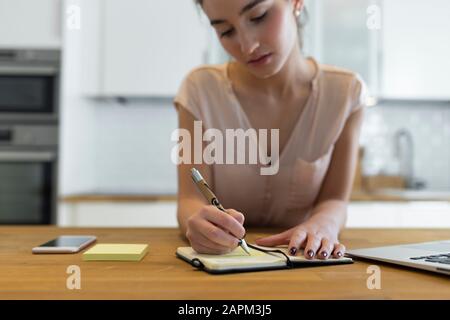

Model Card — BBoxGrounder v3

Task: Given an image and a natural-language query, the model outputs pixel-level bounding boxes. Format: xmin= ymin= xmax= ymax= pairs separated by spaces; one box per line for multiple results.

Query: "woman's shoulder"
xmin=181 ymin=63 xmax=229 ymax=87
xmin=174 ymin=64 xmax=231 ymax=119
xmin=317 ymin=62 xmax=366 ymax=88
xmin=314 ymin=62 xmax=369 ymax=115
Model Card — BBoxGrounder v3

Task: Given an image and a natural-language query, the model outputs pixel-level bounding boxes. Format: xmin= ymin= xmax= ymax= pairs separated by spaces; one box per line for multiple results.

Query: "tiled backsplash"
xmin=360 ymin=101 xmax=450 ymax=189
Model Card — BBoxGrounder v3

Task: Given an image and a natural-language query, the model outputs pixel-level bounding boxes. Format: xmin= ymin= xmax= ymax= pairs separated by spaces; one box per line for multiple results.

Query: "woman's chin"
xmin=245 ymin=57 xmax=285 ymax=79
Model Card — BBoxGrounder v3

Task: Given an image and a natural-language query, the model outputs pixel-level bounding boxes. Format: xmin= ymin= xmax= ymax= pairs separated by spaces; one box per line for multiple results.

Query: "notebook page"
xmin=177 ymin=247 xmax=286 ymax=271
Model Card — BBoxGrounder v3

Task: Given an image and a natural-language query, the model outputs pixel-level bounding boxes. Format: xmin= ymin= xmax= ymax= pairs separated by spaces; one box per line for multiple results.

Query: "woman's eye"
xmin=219 ymin=10 xmax=268 ymax=38
xmin=220 ymin=29 xmax=234 ymax=38
xmin=251 ymin=11 xmax=267 ymax=23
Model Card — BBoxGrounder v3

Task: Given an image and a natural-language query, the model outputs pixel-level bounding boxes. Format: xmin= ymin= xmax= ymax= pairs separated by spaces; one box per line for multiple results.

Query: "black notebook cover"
xmin=176 ymin=245 xmax=353 ymax=274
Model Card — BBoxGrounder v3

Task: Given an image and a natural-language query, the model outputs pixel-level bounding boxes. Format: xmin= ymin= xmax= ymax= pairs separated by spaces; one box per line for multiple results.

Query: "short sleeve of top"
xmin=349 ymin=73 xmax=369 ymax=115
xmin=173 ymin=69 xmax=203 ymax=120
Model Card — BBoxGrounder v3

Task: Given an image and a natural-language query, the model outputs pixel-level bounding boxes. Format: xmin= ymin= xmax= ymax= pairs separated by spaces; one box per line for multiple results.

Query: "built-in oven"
xmin=0 ymin=49 xmax=59 ymax=225
xmin=0 ymin=125 xmax=58 ymax=224
xmin=0 ymin=49 xmax=59 ymax=123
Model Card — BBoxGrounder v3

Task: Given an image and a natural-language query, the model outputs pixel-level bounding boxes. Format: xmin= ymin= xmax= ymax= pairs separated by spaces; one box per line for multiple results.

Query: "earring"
xmin=295 ymin=9 xmax=301 ymax=17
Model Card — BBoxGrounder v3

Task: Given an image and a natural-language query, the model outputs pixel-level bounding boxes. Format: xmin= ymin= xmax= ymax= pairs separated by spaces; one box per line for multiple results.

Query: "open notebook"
xmin=176 ymin=244 xmax=353 ymax=274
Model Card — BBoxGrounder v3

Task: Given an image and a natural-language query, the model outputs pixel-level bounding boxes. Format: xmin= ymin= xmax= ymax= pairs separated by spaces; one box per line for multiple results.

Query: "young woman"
xmin=174 ymin=0 xmax=367 ymax=259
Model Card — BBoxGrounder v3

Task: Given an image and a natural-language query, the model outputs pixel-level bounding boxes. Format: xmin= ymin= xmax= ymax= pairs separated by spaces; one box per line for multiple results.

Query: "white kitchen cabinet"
xmin=381 ymin=0 xmax=450 ymax=99
xmin=306 ymin=0 xmax=450 ymax=100
xmin=58 ymin=201 xmax=178 ymax=227
xmin=0 ymin=0 xmax=61 ymax=49
xmin=304 ymin=0 xmax=380 ymax=96
xmin=347 ymin=201 xmax=450 ymax=228
xmin=58 ymin=199 xmax=450 ymax=228
xmin=81 ymin=0 xmax=209 ymax=97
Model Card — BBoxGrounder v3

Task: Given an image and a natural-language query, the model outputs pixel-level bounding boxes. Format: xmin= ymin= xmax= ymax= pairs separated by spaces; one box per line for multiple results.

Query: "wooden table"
xmin=0 ymin=227 xmax=449 ymax=299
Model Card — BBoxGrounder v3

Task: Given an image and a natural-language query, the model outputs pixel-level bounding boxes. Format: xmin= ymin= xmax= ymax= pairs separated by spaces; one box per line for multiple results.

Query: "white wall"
xmin=59 ymin=99 xmax=179 ymax=196
xmin=89 ymin=100 xmax=178 ymax=194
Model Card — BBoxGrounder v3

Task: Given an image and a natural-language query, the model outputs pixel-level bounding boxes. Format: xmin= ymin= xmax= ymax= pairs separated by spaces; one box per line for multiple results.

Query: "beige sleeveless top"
xmin=174 ymin=58 xmax=368 ymax=228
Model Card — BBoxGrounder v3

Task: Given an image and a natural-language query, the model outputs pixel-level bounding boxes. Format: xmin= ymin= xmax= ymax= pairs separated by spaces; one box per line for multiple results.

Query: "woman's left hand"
xmin=254 ymin=216 xmax=346 ymax=260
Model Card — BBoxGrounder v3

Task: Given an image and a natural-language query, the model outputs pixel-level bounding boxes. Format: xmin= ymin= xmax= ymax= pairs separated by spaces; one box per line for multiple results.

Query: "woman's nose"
xmin=239 ymin=32 xmax=259 ymax=57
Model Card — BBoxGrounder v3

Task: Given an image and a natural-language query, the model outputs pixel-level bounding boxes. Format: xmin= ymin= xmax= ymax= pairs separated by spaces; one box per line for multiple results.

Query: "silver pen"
xmin=190 ymin=168 xmax=251 ymax=255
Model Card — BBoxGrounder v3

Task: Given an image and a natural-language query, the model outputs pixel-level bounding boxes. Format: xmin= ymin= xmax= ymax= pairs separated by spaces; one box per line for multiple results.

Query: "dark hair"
xmin=194 ymin=0 xmax=308 ymax=49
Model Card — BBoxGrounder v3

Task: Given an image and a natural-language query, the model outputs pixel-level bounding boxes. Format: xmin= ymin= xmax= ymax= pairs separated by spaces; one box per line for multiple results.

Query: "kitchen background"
xmin=0 ymin=0 xmax=449 ymax=228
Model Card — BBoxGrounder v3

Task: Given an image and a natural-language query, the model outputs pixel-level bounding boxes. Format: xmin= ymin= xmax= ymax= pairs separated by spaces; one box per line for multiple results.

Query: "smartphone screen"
xmin=39 ymin=236 xmax=94 ymax=248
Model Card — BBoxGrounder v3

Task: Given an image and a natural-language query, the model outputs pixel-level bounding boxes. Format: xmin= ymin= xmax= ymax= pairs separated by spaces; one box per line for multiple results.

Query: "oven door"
xmin=0 ymin=65 xmax=58 ymax=121
xmin=0 ymin=151 xmax=56 ymax=224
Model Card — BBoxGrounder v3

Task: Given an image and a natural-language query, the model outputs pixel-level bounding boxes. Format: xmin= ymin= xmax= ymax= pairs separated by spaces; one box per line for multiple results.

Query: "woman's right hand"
xmin=186 ymin=205 xmax=246 ymax=255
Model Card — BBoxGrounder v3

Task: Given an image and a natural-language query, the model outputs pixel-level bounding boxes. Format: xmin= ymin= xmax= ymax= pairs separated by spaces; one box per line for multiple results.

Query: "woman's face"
xmin=202 ymin=0 xmax=301 ymax=79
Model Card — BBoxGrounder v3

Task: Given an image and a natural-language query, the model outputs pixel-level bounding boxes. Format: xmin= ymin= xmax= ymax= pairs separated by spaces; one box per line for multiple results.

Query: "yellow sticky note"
xmin=82 ymin=244 xmax=149 ymax=261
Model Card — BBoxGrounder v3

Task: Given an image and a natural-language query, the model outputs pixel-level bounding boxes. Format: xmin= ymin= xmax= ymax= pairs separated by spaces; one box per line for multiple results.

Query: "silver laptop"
xmin=347 ymin=240 xmax=450 ymax=275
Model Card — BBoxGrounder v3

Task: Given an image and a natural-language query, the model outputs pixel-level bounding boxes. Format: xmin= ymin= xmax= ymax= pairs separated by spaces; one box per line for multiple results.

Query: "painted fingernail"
xmin=289 ymin=247 xmax=297 ymax=256
xmin=307 ymin=250 xmax=314 ymax=258
xmin=337 ymin=251 xmax=343 ymax=258
xmin=321 ymin=251 xmax=328 ymax=258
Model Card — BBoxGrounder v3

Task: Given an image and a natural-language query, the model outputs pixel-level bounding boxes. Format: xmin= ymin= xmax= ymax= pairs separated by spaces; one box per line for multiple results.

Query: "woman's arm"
xmin=255 ymin=106 xmax=365 ymax=259
xmin=310 ymin=105 xmax=365 ymax=231
xmin=175 ymin=103 xmax=214 ymax=236
xmin=175 ymin=104 xmax=246 ymax=254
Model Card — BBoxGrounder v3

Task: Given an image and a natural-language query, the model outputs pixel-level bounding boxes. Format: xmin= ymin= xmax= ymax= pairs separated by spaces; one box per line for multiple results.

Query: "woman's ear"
xmin=293 ymin=0 xmax=304 ymax=16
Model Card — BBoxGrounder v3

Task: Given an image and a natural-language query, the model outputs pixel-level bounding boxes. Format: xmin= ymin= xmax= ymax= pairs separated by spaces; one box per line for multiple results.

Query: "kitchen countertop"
xmin=350 ymin=189 xmax=450 ymax=202
xmin=60 ymin=194 xmax=177 ymax=203
xmin=60 ymin=189 xmax=450 ymax=203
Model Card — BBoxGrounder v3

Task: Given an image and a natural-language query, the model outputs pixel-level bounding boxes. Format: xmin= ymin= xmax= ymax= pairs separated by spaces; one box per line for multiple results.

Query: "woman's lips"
xmin=247 ymin=53 xmax=273 ymax=66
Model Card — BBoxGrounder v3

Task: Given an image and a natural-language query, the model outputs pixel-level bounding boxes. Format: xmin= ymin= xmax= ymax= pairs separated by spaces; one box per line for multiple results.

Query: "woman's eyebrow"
xmin=210 ymin=0 xmax=268 ymax=25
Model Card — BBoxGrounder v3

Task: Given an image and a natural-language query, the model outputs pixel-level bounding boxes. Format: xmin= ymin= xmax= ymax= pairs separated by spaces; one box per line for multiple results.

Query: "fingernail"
xmin=307 ymin=250 xmax=314 ymax=258
xmin=289 ymin=247 xmax=297 ymax=256
xmin=321 ymin=251 xmax=328 ymax=258
xmin=337 ymin=251 xmax=343 ymax=258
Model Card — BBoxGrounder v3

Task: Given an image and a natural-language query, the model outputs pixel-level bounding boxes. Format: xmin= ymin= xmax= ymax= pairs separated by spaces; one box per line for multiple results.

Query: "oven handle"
xmin=0 ymin=151 xmax=56 ymax=162
xmin=0 ymin=65 xmax=58 ymax=75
